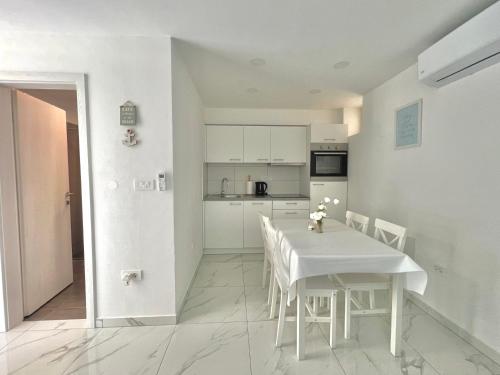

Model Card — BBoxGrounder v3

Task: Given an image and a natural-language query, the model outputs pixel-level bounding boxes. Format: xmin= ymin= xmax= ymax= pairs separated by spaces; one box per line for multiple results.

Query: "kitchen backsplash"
xmin=206 ymin=164 xmax=301 ymax=195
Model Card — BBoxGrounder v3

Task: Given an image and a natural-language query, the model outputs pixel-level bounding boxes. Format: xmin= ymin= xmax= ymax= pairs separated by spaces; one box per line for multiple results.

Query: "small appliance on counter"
xmin=255 ymin=181 xmax=268 ymax=196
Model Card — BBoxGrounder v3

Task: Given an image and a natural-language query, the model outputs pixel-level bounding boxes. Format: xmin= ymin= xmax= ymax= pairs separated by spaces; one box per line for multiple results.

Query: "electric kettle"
xmin=255 ymin=181 xmax=268 ymax=195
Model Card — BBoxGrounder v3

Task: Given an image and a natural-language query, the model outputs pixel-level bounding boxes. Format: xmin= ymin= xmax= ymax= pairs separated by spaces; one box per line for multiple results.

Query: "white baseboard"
xmin=204 ymin=247 xmax=264 ymax=255
xmin=175 ymin=254 xmax=203 ymax=319
xmin=96 ymin=315 xmax=176 ymax=328
xmin=406 ymin=293 xmax=500 ymax=365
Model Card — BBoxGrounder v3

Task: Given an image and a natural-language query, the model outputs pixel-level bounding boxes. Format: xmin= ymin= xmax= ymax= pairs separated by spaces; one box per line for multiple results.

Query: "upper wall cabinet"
xmin=206 ymin=126 xmax=244 ymax=163
xmin=311 ymin=124 xmax=348 ymax=143
xmin=270 ymin=126 xmax=307 ymax=163
xmin=244 ymin=126 xmax=270 ymax=163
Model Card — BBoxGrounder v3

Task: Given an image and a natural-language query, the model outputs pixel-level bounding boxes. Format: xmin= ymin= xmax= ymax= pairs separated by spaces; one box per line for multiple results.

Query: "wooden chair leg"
xmin=269 ymin=276 xmax=278 ymax=319
xmin=330 ymin=291 xmax=337 ymax=348
xmin=262 ymin=253 xmax=268 ymax=288
xmin=275 ymin=289 xmax=287 ymax=347
xmin=344 ymin=288 xmax=351 ymax=339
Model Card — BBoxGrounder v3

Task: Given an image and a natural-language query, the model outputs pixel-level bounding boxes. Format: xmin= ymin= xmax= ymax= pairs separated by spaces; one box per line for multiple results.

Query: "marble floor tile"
xmin=29 ymin=319 xmax=88 ymax=331
xmin=245 ymin=286 xmax=271 ymax=322
xmin=248 ymin=321 xmax=346 ymax=375
xmin=63 ymin=326 xmax=174 ymax=375
xmin=398 ymin=312 xmax=500 ymax=375
xmin=0 ymin=331 xmax=24 ymax=351
xmin=324 ymin=316 xmax=439 ymax=375
xmin=10 ymin=321 xmax=36 ymax=332
xmin=193 ymin=262 xmax=244 ymax=287
xmin=202 ymin=254 xmax=242 ymax=263
xmin=157 ymin=322 xmax=251 ymax=375
xmin=0 ymin=328 xmax=100 ymax=375
xmin=180 ymin=287 xmax=247 ymax=323
xmin=241 ymin=253 xmax=265 ymax=262
xmin=243 ymin=262 xmax=264 ymax=286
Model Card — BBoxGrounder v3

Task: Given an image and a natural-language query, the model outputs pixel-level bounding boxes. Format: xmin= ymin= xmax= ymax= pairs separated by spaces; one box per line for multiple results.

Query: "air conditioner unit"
xmin=418 ymin=1 xmax=500 ymax=87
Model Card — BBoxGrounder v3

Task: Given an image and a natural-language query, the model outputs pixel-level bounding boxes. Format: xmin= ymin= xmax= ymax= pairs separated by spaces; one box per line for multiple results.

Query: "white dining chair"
xmin=346 ymin=210 xmax=369 ymax=234
xmin=266 ymin=219 xmax=339 ymax=348
xmin=258 ymin=213 xmax=274 ymax=304
xmin=335 ymin=218 xmax=408 ymax=339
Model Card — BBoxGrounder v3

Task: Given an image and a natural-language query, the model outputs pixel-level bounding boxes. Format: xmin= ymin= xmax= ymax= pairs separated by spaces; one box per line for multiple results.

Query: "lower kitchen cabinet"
xmin=272 ymin=209 xmax=310 ymax=219
xmin=204 ymin=201 xmax=244 ymax=248
xmin=243 ymin=201 xmax=272 ymax=248
xmin=310 ymin=181 xmax=347 ymax=221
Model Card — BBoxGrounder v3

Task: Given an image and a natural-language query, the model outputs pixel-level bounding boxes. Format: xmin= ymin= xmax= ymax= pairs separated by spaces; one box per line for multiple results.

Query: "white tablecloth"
xmin=272 ymin=219 xmax=428 ymax=301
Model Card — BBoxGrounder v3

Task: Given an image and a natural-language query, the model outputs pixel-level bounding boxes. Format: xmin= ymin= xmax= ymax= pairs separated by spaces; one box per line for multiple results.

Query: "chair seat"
xmin=336 ymin=273 xmax=390 ymax=288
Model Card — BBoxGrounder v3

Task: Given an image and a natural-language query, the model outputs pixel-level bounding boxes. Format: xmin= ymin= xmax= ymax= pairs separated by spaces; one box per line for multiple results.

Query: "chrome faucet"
xmin=220 ymin=177 xmax=229 ymax=196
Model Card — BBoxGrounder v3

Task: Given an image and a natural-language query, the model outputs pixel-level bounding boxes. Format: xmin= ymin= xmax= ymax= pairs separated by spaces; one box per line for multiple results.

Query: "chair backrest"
xmin=346 ymin=210 xmax=370 ymax=234
xmin=258 ymin=213 xmax=270 ymax=253
xmin=373 ymin=218 xmax=407 ymax=252
xmin=264 ymin=219 xmax=289 ymax=290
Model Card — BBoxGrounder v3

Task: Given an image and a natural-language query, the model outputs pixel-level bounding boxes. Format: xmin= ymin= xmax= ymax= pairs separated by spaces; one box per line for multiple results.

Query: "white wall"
xmin=348 ymin=63 xmax=500 ymax=352
xmin=0 ymin=33 xmax=177 ymax=320
xmin=171 ymin=41 xmax=204 ymax=314
xmin=204 ymin=107 xmax=342 ymax=125
xmin=342 ymin=107 xmax=362 ymax=137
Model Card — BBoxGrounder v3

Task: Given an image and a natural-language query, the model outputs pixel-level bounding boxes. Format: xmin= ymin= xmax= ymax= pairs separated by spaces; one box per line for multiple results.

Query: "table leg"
xmin=390 ymin=274 xmax=403 ymax=356
xmin=296 ymin=278 xmax=306 ymax=360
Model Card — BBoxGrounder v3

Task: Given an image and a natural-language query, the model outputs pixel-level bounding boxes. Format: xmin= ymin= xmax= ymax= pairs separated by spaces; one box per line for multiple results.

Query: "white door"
xmin=244 ymin=126 xmax=270 ymax=163
xmin=310 ymin=181 xmax=347 ymax=222
xmin=204 ymin=201 xmax=244 ymax=248
xmin=270 ymin=126 xmax=307 ymax=163
xmin=311 ymin=124 xmax=348 ymax=143
xmin=14 ymin=91 xmax=73 ymax=316
xmin=206 ymin=126 xmax=244 ymax=163
xmin=243 ymin=201 xmax=272 ymax=248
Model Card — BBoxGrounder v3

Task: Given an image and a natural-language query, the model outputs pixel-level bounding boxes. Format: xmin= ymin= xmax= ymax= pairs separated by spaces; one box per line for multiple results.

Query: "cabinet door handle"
xmin=229 ymin=158 xmax=241 ymax=161
xmin=252 ymin=202 xmax=264 ymax=205
xmin=312 ymin=183 xmax=325 ymax=186
xmin=324 ymin=138 xmax=336 ymax=141
xmin=257 ymin=158 xmax=269 ymax=161
xmin=286 ymin=202 xmax=298 ymax=205
xmin=229 ymin=202 xmax=242 ymax=206
xmin=285 ymin=211 xmax=297 ymax=215
xmin=273 ymin=158 xmax=285 ymax=161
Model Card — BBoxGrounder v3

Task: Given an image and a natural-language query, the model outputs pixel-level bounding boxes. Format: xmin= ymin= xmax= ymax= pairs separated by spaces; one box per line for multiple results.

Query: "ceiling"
xmin=0 ymin=0 xmax=496 ymax=109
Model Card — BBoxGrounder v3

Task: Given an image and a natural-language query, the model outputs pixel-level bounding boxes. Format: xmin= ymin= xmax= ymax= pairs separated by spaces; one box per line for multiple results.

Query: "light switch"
xmin=134 ymin=179 xmax=155 ymax=191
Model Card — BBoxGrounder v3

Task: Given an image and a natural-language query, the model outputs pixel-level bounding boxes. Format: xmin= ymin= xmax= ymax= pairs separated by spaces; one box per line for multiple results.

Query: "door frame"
xmin=0 ymin=72 xmax=95 ymax=329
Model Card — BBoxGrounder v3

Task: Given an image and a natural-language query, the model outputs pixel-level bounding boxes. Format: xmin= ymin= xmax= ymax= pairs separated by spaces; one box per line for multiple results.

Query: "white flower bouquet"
xmin=308 ymin=196 xmax=340 ymax=233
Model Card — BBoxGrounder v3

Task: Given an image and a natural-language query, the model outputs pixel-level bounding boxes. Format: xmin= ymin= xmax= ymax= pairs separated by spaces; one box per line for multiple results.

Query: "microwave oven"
xmin=310 ymin=143 xmax=348 ymax=178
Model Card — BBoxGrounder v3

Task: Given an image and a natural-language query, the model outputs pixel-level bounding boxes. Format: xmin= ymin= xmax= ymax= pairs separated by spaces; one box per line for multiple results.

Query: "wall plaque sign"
xmin=120 ymin=101 xmax=137 ymax=126
xmin=395 ymin=99 xmax=422 ymax=149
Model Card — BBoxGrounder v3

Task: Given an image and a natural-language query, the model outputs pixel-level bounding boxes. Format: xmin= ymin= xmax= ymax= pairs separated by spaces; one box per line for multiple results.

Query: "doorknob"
xmin=65 ymin=192 xmax=75 ymax=205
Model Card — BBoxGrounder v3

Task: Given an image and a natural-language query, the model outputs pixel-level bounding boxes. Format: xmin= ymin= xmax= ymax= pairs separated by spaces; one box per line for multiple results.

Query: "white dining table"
xmin=271 ymin=218 xmax=427 ymax=360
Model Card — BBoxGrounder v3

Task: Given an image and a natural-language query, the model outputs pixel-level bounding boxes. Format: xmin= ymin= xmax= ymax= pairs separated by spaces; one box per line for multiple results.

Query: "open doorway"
xmin=16 ymin=89 xmax=86 ymax=321
xmin=0 ymin=72 xmax=95 ymax=330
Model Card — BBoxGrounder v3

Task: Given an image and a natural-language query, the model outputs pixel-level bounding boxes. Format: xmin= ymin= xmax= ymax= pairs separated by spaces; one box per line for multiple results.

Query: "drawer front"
xmin=272 ymin=209 xmax=310 ymax=219
xmin=272 ymin=200 xmax=310 ymax=210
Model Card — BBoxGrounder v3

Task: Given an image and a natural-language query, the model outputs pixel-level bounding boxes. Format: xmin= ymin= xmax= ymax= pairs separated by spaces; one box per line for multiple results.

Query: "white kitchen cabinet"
xmin=243 ymin=201 xmax=272 ymax=248
xmin=311 ymin=124 xmax=348 ymax=144
xmin=310 ymin=181 xmax=347 ymax=221
xmin=273 ymin=200 xmax=310 ymax=210
xmin=206 ymin=126 xmax=244 ymax=163
xmin=204 ymin=201 xmax=244 ymax=248
xmin=270 ymin=126 xmax=307 ymax=163
xmin=244 ymin=126 xmax=270 ymax=163
xmin=272 ymin=209 xmax=310 ymax=219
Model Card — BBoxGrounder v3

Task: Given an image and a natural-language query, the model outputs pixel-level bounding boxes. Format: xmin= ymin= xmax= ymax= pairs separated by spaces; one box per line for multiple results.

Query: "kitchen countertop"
xmin=204 ymin=194 xmax=310 ymax=201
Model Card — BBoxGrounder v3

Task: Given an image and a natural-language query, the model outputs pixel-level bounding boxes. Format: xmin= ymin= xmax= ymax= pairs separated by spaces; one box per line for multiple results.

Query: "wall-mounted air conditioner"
xmin=418 ymin=1 xmax=500 ymax=87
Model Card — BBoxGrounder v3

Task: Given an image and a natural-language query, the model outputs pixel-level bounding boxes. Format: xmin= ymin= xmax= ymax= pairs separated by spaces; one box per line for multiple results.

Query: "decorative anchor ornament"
xmin=122 ymin=128 xmax=138 ymax=147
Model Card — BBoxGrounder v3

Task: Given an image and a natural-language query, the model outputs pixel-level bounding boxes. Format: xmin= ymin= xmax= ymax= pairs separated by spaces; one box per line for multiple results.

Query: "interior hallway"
xmin=24 ymin=260 xmax=86 ymax=321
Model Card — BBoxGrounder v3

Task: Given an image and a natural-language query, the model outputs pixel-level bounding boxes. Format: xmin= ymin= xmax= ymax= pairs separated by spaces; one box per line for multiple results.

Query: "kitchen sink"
xmin=220 ymin=194 xmax=242 ymax=198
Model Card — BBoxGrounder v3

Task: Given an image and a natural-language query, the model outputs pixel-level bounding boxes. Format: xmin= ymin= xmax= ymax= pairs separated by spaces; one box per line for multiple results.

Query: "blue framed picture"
xmin=395 ymin=99 xmax=422 ymax=149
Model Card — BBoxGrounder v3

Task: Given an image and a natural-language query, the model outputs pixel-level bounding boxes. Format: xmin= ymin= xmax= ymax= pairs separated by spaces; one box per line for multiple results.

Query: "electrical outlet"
xmin=121 ymin=270 xmax=143 ymax=286
xmin=134 ymin=179 xmax=155 ymax=191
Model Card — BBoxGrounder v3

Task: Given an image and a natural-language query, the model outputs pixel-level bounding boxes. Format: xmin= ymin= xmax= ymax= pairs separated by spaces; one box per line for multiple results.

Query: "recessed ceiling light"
xmin=334 ymin=60 xmax=351 ymax=70
xmin=246 ymin=87 xmax=259 ymax=94
xmin=249 ymin=58 xmax=266 ymax=66
xmin=309 ymin=89 xmax=322 ymax=94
